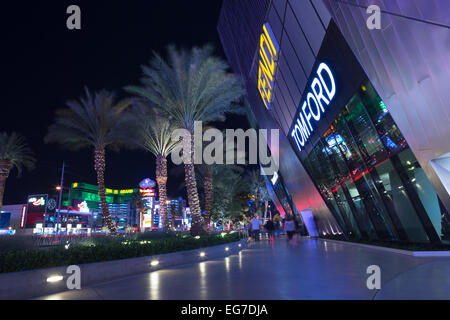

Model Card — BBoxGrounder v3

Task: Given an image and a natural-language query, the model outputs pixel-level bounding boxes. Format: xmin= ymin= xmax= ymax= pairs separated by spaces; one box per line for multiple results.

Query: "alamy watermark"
xmin=366 ymin=5 xmax=381 ymax=30
xmin=66 ymin=265 xmax=81 ymax=290
xmin=171 ymin=122 xmax=279 ymax=176
xmin=366 ymin=265 xmax=381 ymax=290
xmin=66 ymin=5 xmax=81 ymax=30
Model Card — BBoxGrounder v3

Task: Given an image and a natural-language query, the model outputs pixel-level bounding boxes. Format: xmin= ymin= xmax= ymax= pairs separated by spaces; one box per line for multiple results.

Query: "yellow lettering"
xmin=259 ymin=53 xmax=273 ymax=84
xmin=260 ymin=35 xmax=275 ymax=75
xmin=263 ymin=24 xmax=277 ymax=58
xmin=258 ymin=69 xmax=270 ymax=109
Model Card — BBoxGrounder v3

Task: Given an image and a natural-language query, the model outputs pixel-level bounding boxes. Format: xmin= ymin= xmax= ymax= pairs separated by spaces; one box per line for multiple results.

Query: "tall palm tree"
xmin=0 ymin=132 xmax=35 ymax=213
xmin=131 ymin=107 xmax=180 ymax=232
xmin=45 ymin=88 xmax=130 ymax=233
xmin=126 ymin=45 xmax=245 ymax=235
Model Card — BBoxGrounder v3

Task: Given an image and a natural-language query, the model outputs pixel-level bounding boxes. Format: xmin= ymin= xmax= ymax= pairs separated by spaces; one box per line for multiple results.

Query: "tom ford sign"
xmin=257 ymin=23 xmax=279 ymax=110
xmin=290 ymin=63 xmax=336 ymax=152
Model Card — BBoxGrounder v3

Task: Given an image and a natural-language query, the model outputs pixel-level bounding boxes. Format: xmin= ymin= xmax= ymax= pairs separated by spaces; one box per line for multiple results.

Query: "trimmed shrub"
xmin=0 ymin=233 xmax=240 ymax=274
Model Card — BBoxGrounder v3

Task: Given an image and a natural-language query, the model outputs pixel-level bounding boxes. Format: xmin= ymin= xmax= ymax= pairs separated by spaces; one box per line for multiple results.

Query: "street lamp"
xmin=56 ymin=186 xmax=71 ymax=207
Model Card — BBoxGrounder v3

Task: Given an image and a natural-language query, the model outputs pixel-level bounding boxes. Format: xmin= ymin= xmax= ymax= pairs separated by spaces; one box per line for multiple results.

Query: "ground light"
xmin=225 ymin=247 xmax=230 ymax=251
xmin=200 ymin=252 xmax=206 ymax=257
xmin=150 ymin=260 xmax=159 ymax=267
xmin=46 ymin=275 xmax=63 ymax=283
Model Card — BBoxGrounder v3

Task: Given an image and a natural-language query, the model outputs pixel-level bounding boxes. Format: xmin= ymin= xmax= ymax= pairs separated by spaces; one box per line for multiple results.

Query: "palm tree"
xmin=126 ymin=44 xmax=245 ymax=235
xmin=45 ymin=88 xmax=130 ymax=233
xmin=0 ymin=132 xmax=35 ymax=213
xmin=211 ymin=166 xmax=249 ymax=228
xmin=197 ymin=163 xmax=244 ymax=229
xmin=248 ymin=169 xmax=267 ymax=217
xmin=130 ymin=107 xmax=179 ymax=232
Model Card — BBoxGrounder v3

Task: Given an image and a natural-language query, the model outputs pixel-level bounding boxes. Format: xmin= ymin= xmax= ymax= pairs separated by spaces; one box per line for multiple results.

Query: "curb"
xmin=315 ymin=238 xmax=450 ymax=257
xmin=0 ymin=239 xmax=248 ymax=300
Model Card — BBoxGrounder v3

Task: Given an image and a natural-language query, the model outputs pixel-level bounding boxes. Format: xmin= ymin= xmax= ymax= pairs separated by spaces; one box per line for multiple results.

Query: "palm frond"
xmin=0 ymin=132 xmax=35 ymax=176
xmin=45 ymin=88 xmax=132 ymax=151
xmin=125 ymin=44 xmax=245 ymax=132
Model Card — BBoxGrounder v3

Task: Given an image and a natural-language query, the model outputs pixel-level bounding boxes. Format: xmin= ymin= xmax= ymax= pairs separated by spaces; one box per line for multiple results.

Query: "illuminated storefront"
xmin=218 ymin=0 xmax=450 ymax=244
xmin=139 ymin=178 xmax=157 ymax=230
xmin=61 ymin=182 xmax=138 ymax=229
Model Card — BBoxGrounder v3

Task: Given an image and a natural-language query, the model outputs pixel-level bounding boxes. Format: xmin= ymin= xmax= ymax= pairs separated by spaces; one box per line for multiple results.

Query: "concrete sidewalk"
xmin=39 ymin=237 xmax=450 ymax=300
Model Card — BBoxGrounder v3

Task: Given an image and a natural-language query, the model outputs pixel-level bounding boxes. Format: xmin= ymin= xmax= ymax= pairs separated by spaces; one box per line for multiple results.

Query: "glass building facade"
xmin=218 ymin=0 xmax=450 ymax=245
xmin=302 ymin=79 xmax=450 ymax=243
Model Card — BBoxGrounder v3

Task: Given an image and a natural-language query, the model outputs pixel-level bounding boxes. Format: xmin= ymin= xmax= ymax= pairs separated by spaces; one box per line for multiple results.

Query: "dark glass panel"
xmin=321 ymin=128 xmax=377 ymax=240
xmin=303 ymin=149 xmax=349 ymax=236
xmin=373 ymin=160 xmax=429 ymax=242
xmin=359 ymin=82 xmax=407 ymax=156
xmin=395 ymin=149 xmax=446 ymax=241
xmin=333 ymin=104 xmax=397 ymax=241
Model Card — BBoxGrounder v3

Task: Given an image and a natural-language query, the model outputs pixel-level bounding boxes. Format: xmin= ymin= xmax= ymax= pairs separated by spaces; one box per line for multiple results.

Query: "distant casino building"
xmin=218 ymin=0 xmax=450 ymax=244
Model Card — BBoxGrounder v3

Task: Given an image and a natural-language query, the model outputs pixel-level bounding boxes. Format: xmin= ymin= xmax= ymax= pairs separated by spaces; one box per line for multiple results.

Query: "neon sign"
xmin=290 ymin=63 xmax=336 ymax=152
xmin=77 ymin=201 xmax=90 ymax=213
xmin=257 ymin=23 xmax=279 ymax=110
xmin=20 ymin=205 xmax=26 ymax=229
xmin=29 ymin=197 xmax=46 ymax=207
xmin=140 ymin=188 xmax=155 ymax=197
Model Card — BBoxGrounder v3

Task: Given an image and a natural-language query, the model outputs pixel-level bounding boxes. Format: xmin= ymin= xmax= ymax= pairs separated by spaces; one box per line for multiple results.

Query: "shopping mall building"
xmin=218 ymin=0 xmax=450 ymax=244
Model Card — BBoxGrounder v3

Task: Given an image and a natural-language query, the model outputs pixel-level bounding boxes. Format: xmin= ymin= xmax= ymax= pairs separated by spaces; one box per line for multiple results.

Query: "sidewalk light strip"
xmin=150 ymin=260 xmax=159 ymax=266
xmin=46 ymin=275 xmax=63 ymax=283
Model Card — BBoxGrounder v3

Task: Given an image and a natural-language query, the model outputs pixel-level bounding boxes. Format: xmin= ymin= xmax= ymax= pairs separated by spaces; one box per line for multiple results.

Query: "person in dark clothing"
xmin=284 ymin=215 xmax=296 ymax=243
xmin=264 ymin=219 xmax=275 ymax=240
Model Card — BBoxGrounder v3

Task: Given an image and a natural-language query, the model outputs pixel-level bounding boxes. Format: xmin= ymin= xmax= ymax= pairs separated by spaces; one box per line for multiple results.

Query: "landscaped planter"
xmin=0 ymin=239 xmax=247 ymax=300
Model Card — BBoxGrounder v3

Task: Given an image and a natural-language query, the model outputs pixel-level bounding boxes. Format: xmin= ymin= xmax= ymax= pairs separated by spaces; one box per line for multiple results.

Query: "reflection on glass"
xmin=359 ymin=82 xmax=407 ymax=156
xmin=396 ymin=149 xmax=446 ymax=240
xmin=374 ymin=160 xmax=428 ymax=242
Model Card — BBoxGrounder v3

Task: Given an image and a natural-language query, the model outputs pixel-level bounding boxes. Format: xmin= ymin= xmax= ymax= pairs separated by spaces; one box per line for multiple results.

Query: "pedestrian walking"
xmin=284 ymin=215 xmax=296 ymax=243
xmin=246 ymin=221 xmax=252 ymax=240
xmin=251 ymin=215 xmax=263 ymax=241
xmin=264 ymin=218 xmax=275 ymax=240
xmin=273 ymin=213 xmax=282 ymax=237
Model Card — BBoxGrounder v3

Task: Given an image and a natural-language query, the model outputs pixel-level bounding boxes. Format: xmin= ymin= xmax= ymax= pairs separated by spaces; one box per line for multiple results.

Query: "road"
xmin=39 ymin=236 xmax=450 ymax=300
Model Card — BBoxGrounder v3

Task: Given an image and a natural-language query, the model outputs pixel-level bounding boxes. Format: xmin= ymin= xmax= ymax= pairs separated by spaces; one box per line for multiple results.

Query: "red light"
xmin=20 ymin=205 xmax=27 ymax=229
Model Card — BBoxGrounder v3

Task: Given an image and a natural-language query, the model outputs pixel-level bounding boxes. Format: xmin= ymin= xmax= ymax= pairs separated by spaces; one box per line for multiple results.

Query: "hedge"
xmin=0 ymin=233 xmax=240 ymax=274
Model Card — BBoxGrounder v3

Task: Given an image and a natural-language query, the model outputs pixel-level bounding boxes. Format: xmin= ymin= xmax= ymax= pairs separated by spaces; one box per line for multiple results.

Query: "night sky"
xmin=1 ymin=0 xmax=248 ymax=204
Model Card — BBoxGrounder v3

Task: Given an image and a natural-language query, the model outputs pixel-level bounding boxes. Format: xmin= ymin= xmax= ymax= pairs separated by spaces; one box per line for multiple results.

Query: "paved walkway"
xmin=39 ymin=237 xmax=450 ymax=300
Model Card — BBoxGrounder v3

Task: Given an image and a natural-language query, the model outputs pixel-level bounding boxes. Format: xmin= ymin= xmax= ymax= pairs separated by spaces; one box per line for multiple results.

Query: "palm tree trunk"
xmin=0 ymin=160 xmax=12 ymax=214
xmin=156 ymin=154 xmax=170 ymax=232
xmin=204 ymin=167 xmax=213 ymax=229
xmin=256 ymin=189 xmax=261 ymax=217
xmin=185 ymin=134 xmax=205 ymax=236
xmin=94 ymin=146 xmax=116 ymax=234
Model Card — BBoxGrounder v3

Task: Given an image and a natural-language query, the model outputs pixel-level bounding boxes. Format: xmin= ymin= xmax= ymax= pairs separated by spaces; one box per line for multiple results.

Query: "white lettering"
xmin=307 ymin=92 xmax=321 ymax=121
xmin=302 ymin=101 xmax=313 ymax=132
xmin=317 ymin=63 xmax=336 ymax=101
xmin=290 ymin=63 xmax=336 ymax=153
xmin=311 ymin=78 xmax=328 ymax=112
